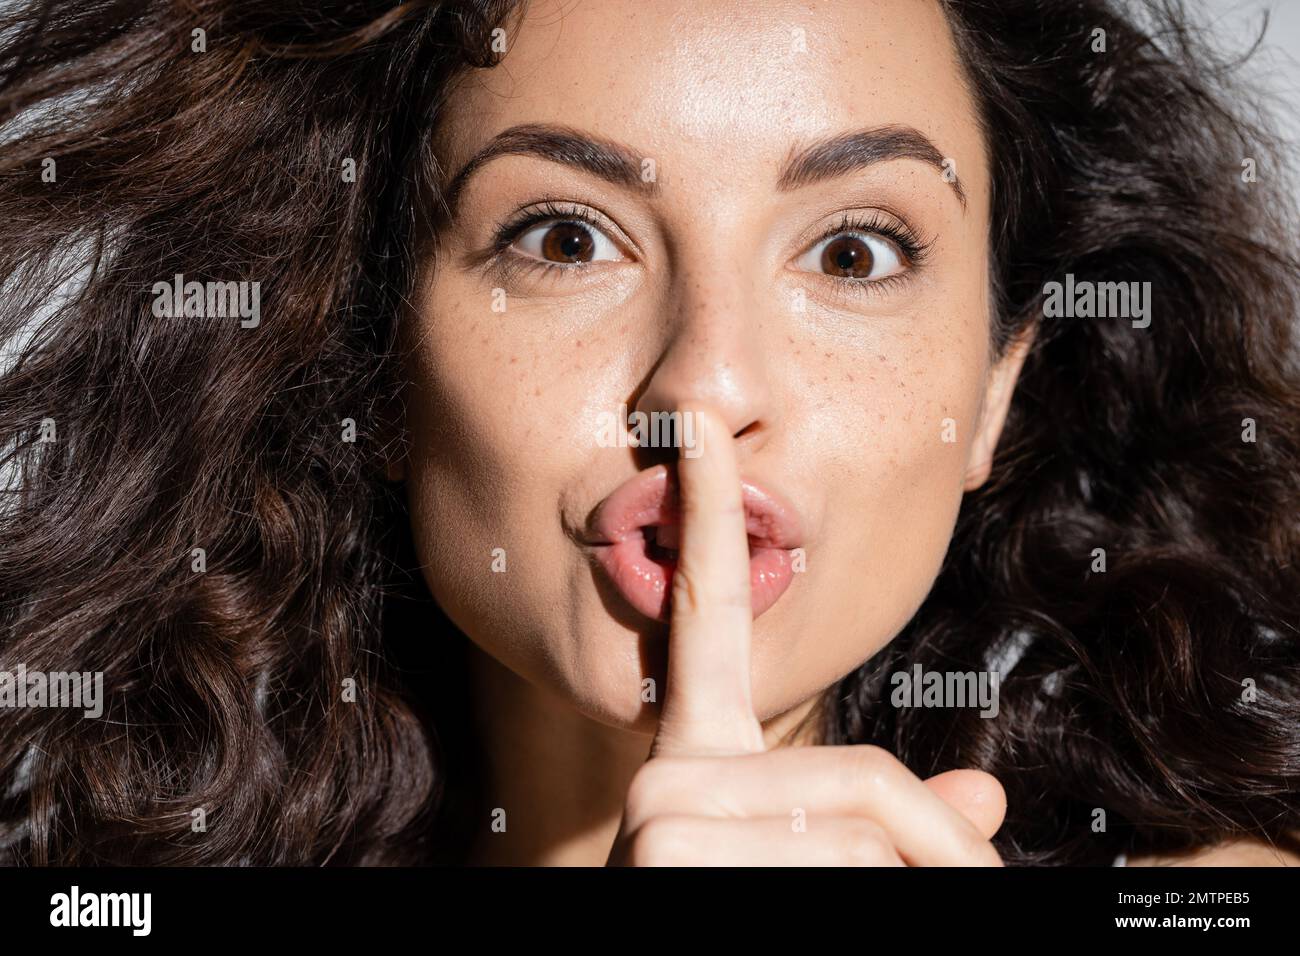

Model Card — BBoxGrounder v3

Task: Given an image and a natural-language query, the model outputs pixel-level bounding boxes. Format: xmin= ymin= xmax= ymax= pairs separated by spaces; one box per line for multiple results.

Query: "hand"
xmin=606 ymin=405 xmax=1006 ymax=866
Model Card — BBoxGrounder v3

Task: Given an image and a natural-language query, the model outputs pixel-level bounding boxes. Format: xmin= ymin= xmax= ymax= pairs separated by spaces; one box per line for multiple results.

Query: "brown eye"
xmin=820 ymin=235 xmax=874 ymax=278
xmin=795 ymin=230 xmax=906 ymax=282
xmin=540 ymin=223 xmax=594 ymax=262
xmin=514 ymin=218 xmax=621 ymax=264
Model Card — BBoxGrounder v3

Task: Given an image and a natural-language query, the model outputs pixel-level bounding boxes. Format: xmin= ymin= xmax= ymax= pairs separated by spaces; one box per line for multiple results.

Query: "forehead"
xmin=438 ymin=0 xmax=985 ymax=209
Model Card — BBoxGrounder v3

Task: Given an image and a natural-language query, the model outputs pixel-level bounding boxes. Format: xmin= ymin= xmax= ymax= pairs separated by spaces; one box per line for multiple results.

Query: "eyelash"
xmin=480 ymin=201 xmax=933 ymax=295
xmin=482 ymin=200 xmax=607 ymax=284
xmin=808 ymin=211 xmax=933 ymax=301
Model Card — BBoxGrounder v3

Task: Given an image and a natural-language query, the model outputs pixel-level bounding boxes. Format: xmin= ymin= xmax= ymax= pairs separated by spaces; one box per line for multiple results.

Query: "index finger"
xmin=649 ymin=404 xmax=766 ymax=759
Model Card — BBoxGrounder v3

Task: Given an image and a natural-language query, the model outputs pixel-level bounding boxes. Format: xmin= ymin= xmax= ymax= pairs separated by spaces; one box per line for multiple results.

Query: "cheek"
xmin=398 ymin=279 xmax=589 ymax=645
xmin=398 ymin=270 xmax=651 ymax=684
xmin=864 ymin=329 xmax=984 ymax=511
xmin=859 ymin=353 xmax=977 ymax=575
xmin=787 ymin=323 xmax=987 ymax=661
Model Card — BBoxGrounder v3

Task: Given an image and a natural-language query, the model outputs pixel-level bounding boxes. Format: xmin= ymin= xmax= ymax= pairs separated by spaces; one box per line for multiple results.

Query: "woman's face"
xmin=400 ymin=0 xmax=1027 ymax=731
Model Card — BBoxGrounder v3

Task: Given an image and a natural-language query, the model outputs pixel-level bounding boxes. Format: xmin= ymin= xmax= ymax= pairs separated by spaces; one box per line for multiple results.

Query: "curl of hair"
xmin=0 ymin=0 xmax=516 ymax=865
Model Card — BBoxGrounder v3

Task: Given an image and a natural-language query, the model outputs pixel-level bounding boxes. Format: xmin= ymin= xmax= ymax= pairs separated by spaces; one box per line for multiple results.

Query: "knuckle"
xmin=841 ymin=819 xmax=891 ymax=866
xmin=670 ymin=560 xmax=749 ymax=613
xmin=623 ymin=760 xmax=680 ymax=823
xmin=669 ymin=565 xmax=704 ymax=618
xmin=628 ymin=816 xmax=691 ymax=867
xmin=844 ymin=744 xmax=898 ymax=792
xmin=680 ymin=498 xmax=741 ymax=526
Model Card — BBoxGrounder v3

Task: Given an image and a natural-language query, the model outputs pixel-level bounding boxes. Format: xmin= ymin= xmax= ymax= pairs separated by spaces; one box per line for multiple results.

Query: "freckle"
xmin=847 ymin=373 xmax=855 ymax=383
xmin=534 ymin=387 xmax=541 ymax=396
xmin=787 ymin=336 xmax=795 ymax=344
xmin=510 ymin=356 xmax=518 ymax=364
xmin=824 ymin=352 xmax=832 ymax=359
xmin=576 ymin=340 xmax=583 ymax=348
xmin=878 ymin=413 xmax=885 ymax=422
xmin=878 ymin=354 xmax=886 ymax=362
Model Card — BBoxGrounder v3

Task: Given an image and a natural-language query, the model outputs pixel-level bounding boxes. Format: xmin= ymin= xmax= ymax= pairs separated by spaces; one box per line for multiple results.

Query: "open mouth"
xmin=584 ymin=464 xmax=802 ymax=623
xmin=642 ymin=521 xmax=770 ymax=564
xmin=643 ymin=523 xmax=679 ymax=564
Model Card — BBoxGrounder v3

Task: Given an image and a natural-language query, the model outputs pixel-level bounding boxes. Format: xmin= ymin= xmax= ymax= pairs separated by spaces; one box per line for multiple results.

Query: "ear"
xmin=963 ymin=323 xmax=1035 ymax=492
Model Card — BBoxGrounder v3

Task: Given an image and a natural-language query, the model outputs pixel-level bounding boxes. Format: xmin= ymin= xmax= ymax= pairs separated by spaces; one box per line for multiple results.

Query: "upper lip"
xmin=584 ymin=464 xmax=804 ymax=550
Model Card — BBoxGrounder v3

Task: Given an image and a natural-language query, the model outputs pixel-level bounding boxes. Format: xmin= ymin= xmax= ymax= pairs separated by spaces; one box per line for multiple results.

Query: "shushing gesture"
xmin=605 ymin=406 xmax=1006 ymax=866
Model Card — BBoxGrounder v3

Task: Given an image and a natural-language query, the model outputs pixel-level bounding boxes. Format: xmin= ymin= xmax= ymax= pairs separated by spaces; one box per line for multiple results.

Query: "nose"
xmin=631 ymin=270 xmax=777 ymax=465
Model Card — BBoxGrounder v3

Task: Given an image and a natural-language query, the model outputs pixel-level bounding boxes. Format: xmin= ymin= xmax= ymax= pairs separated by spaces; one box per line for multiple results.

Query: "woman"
xmin=0 ymin=0 xmax=1297 ymax=866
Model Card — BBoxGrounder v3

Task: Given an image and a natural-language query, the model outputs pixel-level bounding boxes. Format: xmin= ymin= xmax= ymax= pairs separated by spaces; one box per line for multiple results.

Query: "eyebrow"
xmin=440 ymin=121 xmax=966 ymax=216
xmin=778 ymin=125 xmax=967 ymax=210
xmin=441 ymin=123 xmax=659 ymax=217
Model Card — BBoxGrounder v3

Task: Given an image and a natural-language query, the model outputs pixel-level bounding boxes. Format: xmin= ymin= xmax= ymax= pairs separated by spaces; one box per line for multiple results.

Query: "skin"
xmin=395 ymin=0 xmax=1296 ymax=865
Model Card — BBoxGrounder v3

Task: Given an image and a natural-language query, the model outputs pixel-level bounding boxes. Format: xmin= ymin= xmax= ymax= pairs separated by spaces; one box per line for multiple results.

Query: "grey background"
xmin=1197 ymin=0 xmax=1299 ymax=145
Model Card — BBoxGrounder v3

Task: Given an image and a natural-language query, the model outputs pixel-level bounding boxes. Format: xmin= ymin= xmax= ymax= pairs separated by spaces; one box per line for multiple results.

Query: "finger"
xmin=617 ymin=815 xmax=906 ymax=867
xmin=649 ymin=404 xmax=765 ymax=759
xmin=622 ymin=746 xmax=1003 ymax=865
xmin=923 ymin=769 xmax=1007 ymax=841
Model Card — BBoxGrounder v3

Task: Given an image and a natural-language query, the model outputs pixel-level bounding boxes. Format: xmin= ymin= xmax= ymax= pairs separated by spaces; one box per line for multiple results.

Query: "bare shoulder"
xmin=1128 ymin=838 xmax=1300 ymax=867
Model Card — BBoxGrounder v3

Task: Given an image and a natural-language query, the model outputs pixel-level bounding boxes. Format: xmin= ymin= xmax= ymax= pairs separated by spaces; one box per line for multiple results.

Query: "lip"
xmin=584 ymin=464 xmax=804 ymax=622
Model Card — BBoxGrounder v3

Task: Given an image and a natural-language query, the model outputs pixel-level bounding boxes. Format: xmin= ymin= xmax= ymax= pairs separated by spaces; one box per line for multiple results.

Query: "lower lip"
xmin=592 ymin=535 xmax=796 ymax=623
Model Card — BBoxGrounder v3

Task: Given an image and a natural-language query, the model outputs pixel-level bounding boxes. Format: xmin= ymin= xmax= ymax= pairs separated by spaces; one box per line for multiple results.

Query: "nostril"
xmin=733 ymin=421 xmax=761 ymax=442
